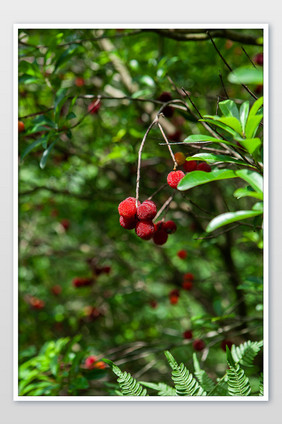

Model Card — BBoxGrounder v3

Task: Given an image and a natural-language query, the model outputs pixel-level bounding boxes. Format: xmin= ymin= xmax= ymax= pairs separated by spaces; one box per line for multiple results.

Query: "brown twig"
xmin=157 ymin=121 xmax=178 ymax=169
xmin=153 ymin=195 xmax=174 ymax=222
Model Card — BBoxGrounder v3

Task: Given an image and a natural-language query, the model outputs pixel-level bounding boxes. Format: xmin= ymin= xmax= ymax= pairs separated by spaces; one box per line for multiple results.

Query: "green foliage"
xmin=231 ymin=340 xmax=263 ymax=367
xmin=226 ymin=347 xmax=251 ymax=396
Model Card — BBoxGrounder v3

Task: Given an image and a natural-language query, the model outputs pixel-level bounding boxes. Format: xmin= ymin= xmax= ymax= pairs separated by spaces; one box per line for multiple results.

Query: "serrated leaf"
xmin=206 ymin=210 xmax=262 ymax=232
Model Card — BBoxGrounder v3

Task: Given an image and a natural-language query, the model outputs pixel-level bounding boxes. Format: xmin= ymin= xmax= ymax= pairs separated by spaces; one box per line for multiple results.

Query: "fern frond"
xmin=231 ymin=340 xmax=263 ymax=367
xmin=193 ymin=353 xmax=215 ymax=393
xmin=259 ymin=373 xmax=264 ymax=396
xmin=165 ymin=351 xmax=206 ymax=396
xmin=226 ymin=348 xmax=251 ymax=396
xmin=141 ymin=381 xmax=176 ymax=396
xmin=103 ymin=359 xmax=148 ymax=396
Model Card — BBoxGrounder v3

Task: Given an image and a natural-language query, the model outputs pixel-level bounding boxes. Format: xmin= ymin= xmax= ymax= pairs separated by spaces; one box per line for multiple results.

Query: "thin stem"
xmin=157 ymin=121 xmax=178 ymax=169
xmin=153 ymin=195 xmax=174 ymax=222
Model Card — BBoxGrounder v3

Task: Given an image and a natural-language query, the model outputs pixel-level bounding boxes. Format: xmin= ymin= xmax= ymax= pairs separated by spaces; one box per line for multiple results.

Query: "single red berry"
xmin=51 ymin=285 xmax=62 ymax=296
xmin=18 ymin=121 xmax=25 ymax=133
xmin=167 ymin=170 xmax=185 ymax=189
xmin=183 ymin=330 xmax=193 ymax=340
xmin=75 ymin=77 xmax=85 ymax=87
xmin=93 ymin=361 xmax=107 ymax=370
xmin=137 ymin=200 xmax=157 ymax=220
xmin=72 ymin=277 xmax=93 ymax=288
xmin=183 ymin=273 xmax=194 ymax=282
xmin=85 ymin=355 xmax=97 ymax=369
xmin=118 ymin=197 xmax=139 ymax=219
xmin=169 ymin=295 xmax=179 ymax=305
xmin=60 ymin=219 xmax=70 ymax=230
xmin=163 ymin=220 xmax=177 ymax=234
xmin=30 ymin=297 xmax=45 ymax=310
xmin=135 ymin=220 xmax=155 ymax=240
xmin=177 ymin=250 xmax=187 ymax=259
xmin=174 ymin=152 xmax=186 ymax=166
xmin=154 ymin=221 xmax=164 ymax=232
xmin=119 ymin=215 xmax=137 ymax=230
xmin=221 ymin=340 xmax=233 ymax=352
xmin=150 ymin=300 xmax=158 ymax=309
xmin=197 ymin=162 xmax=211 ymax=172
xmin=88 ymin=100 xmax=101 ymax=114
xmin=153 ymin=229 xmax=168 ymax=245
xmin=253 ymin=52 xmax=263 ymax=66
xmin=169 ymin=289 xmax=180 ymax=297
xmin=183 ymin=160 xmax=197 ymax=172
xmin=193 ymin=339 xmax=205 ymax=351
xmin=182 ymin=281 xmax=193 ymax=290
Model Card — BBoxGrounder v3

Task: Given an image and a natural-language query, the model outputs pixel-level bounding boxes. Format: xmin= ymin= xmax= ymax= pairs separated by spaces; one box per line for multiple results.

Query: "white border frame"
xmin=13 ymin=23 xmax=268 ymax=401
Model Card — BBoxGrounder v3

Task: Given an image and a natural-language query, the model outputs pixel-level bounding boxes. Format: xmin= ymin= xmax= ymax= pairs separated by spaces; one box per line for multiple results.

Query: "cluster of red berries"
xmin=118 ymin=197 xmax=177 ymax=245
xmin=182 ymin=330 xmax=205 ymax=351
xmin=182 ymin=273 xmax=194 ymax=291
xmin=166 ymin=155 xmax=211 ymax=190
xmin=84 ymin=355 xmax=106 ymax=370
xmin=169 ymin=289 xmax=180 ymax=305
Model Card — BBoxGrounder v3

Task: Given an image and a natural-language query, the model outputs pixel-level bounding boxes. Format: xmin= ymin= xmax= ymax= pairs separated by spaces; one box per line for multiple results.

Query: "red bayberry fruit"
xmin=167 ymin=170 xmax=185 ymax=189
xmin=93 ymin=361 xmax=106 ymax=370
xmin=174 ymin=152 xmax=186 ymax=166
xmin=18 ymin=121 xmax=25 ymax=133
xmin=183 ymin=160 xmax=197 ymax=172
xmin=153 ymin=229 xmax=168 ymax=245
xmin=72 ymin=277 xmax=93 ymax=288
xmin=118 ymin=197 xmax=139 ymax=219
xmin=170 ymin=295 xmax=179 ymax=305
xmin=170 ymin=289 xmax=180 ymax=297
xmin=254 ymin=52 xmax=263 ymax=66
xmin=60 ymin=219 xmax=70 ymax=230
xmin=177 ymin=250 xmax=187 ymax=259
xmin=183 ymin=330 xmax=193 ymax=340
xmin=30 ymin=297 xmax=45 ymax=310
xmin=85 ymin=355 xmax=97 ymax=369
xmin=84 ymin=306 xmax=101 ymax=320
xmin=182 ymin=281 xmax=193 ymax=290
xmin=119 ymin=215 xmax=137 ymax=230
xmin=135 ymin=220 xmax=155 ymax=240
xmin=193 ymin=339 xmax=205 ymax=351
xmin=88 ymin=100 xmax=101 ymax=114
xmin=163 ymin=220 xmax=177 ymax=234
xmin=221 ymin=340 xmax=233 ymax=352
xmin=51 ymin=285 xmax=62 ymax=296
xmin=197 ymin=162 xmax=211 ymax=172
xmin=75 ymin=77 xmax=85 ymax=87
xmin=137 ymin=200 xmax=157 ymax=220
xmin=183 ymin=273 xmax=194 ymax=282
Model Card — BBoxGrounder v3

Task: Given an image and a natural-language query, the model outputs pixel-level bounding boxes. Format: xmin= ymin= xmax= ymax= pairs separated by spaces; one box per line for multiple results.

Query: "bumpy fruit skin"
xmin=183 ymin=330 xmax=193 ymax=340
xmin=135 ymin=220 xmax=155 ymax=240
xmin=197 ymin=162 xmax=211 ymax=172
xmin=177 ymin=250 xmax=187 ymax=259
xmin=221 ymin=340 xmax=233 ymax=352
xmin=182 ymin=281 xmax=193 ymax=291
xmin=119 ymin=215 xmax=137 ymax=230
xmin=88 ymin=100 xmax=101 ymax=114
xmin=174 ymin=152 xmax=186 ymax=166
xmin=183 ymin=160 xmax=197 ymax=172
xmin=18 ymin=121 xmax=25 ymax=133
xmin=85 ymin=355 xmax=97 ymax=369
xmin=163 ymin=220 xmax=177 ymax=234
xmin=183 ymin=273 xmax=194 ymax=282
xmin=254 ymin=52 xmax=263 ymax=66
xmin=193 ymin=339 xmax=205 ymax=351
xmin=153 ymin=229 xmax=168 ymax=245
xmin=118 ymin=197 xmax=139 ymax=219
xmin=137 ymin=200 xmax=157 ymax=220
xmin=167 ymin=170 xmax=185 ymax=189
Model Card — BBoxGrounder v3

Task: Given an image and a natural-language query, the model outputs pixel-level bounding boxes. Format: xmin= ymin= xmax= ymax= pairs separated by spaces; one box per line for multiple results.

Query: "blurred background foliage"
xmin=18 ymin=28 xmax=263 ymax=396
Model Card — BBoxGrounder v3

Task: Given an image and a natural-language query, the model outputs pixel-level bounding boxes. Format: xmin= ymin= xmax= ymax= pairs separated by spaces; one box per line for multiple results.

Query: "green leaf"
xmin=105 ymin=359 xmax=147 ymax=396
xmin=249 ymin=97 xmax=263 ymax=118
xmin=185 ymin=153 xmax=251 ymax=167
xmin=141 ymin=382 xmax=176 ymax=396
xmin=54 ymin=45 xmax=80 ymax=72
xmin=177 ymin=169 xmax=237 ymax=191
xmin=237 ymin=138 xmax=261 ymax=155
xmin=202 ymin=116 xmax=242 ymax=135
xmin=227 ymin=66 xmax=263 ymax=85
xmin=193 ymin=353 xmax=215 ymax=393
xmin=206 ymin=210 xmax=263 ymax=233
xmin=219 ymin=100 xmax=240 ymax=120
xmin=239 ymin=101 xmax=250 ymax=134
xmin=21 ymin=136 xmax=49 ymax=160
xmin=235 ymin=169 xmax=263 ymax=193
xmin=40 ymin=140 xmax=57 ymax=169
xmin=233 ymin=187 xmax=263 ymax=201
xmin=245 ymin=115 xmax=263 ymax=139
xmin=231 ymin=341 xmax=263 ymax=367
xmin=199 ymin=118 xmax=240 ymax=137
